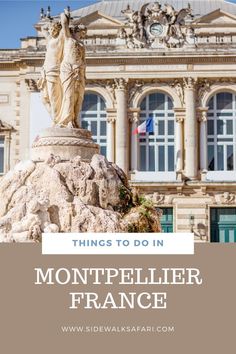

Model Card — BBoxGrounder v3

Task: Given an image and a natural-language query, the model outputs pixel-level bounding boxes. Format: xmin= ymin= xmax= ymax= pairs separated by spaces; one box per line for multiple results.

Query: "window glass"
xmin=207 ymin=120 xmax=214 ymax=135
xmin=208 ymin=97 xmax=214 ymax=110
xmin=168 ymin=96 xmax=173 ymax=110
xmin=148 ymin=146 xmax=155 ymax=171
xmin=208 ymin=145 xmax=215 ymax=171
xmin=149 ymin=93 xmax=165 ymax=110
xmin=217 ymin=146 xmax=224 ymax=170
xmin=168 ymin=121 xmax=174 ymax=135
xmin=140 ymin=146 xmax=146 ymax=171
xmin=216 ymin=92 xmax=232 ymax=110
xmin=140 ymin=98 xmax=146 ymax=110
xmin=226 ymin=120 xmax=233 ymax=135
xmin=100 ymin=98 xmax=105 ymax=111
xmin=81 ymin=121 xmax=88 ymax=130
xmin=217 ymin=120 xmax=224 ymax=135
xmin=91 ymin=121 xmax=97 ymax=135
xmin=100 ymin=146 xmax=107 ymax=157
xmin=82 ymin=94 xmax=98 ymax=111
xmin=158 ymin=146 xmax=165 ymax=171
xmin=158 ymin=121 xmax=165 ymax=135
xmin=168 ymin=146 xmax=174 ymax=171
xmin=227 ymin=145 xmax=233 ymax=170
xmin=100 ymin=121 xmax=107 ymax=135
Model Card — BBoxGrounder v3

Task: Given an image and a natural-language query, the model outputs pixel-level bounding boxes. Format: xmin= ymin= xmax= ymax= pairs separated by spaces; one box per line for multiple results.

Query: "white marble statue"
xmin=38 ymin=21 xmax=64 ymax=124
xmin=58 ymin=13 xmax=87 ymax=128
xmin=38 ymin=10 xmax=87 ymax=128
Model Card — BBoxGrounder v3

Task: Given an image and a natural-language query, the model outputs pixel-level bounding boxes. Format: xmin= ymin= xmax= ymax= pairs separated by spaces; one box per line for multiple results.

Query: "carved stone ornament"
xmin=198 ymin=110 xmax=208 ymax=123
xmin=128 ymin=109 xmax=140 ymax=123
xmin=114 ymin=78 xmax=128 ymax=90
xmin=183 ymin=77 xmax=197 ymax=89
xmin=128 ymin=80 xmax=144 ymax=104
xmin=176 ymin=116 xmax=184 ymax=124
xmin=121 ymin=2 xmax=195 ymax=49
xmin=0 ymin=120 xmax=14 ymax=132
xmin=214 ymin=192 xmax=236 ymax=205
xmin=197 ymin=79 xmax=212 ymax=106
xmin=25 ymin=79 xmax=39 ymax=92
xmin=107 ymin=116 xmax=116 ymax=124
xmin=171 ymin=79 xmax=185 ymax=106
xmin=152 ymin=192 xmax=165 ymax=204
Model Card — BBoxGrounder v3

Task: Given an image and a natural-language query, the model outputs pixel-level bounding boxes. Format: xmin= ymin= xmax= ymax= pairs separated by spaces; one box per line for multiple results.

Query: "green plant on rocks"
xmin=122 ymin=194 xmax=161 ymax=233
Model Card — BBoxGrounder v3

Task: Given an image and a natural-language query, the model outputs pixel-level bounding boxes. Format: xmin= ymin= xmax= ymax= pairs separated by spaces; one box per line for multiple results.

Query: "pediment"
xmin=78 ymin=11 xmax=124 ymax=28
xmin=195 ymin=9 xmax=236 ymax=25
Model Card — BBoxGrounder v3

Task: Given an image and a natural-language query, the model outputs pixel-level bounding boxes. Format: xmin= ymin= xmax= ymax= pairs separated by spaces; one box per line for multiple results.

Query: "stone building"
xmin=1 ymin=0 xmax=236 ymax=241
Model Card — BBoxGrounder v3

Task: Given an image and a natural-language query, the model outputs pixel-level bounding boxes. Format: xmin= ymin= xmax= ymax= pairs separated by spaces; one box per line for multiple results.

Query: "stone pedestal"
xmin=31 ymin=127 xmax=99 ymax=162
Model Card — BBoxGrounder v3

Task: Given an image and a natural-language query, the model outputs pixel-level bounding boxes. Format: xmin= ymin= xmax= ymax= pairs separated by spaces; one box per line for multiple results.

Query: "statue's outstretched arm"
xmin=60 ymin=12 xmax=71 ymax=38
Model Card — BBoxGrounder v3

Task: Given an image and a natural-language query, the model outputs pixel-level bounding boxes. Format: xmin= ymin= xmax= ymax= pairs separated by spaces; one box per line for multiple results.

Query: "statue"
xmin=38 ymin=21 xmax=64 ymax=124
xmin=58 ymin=12 xmax=87 ymax=128
xmin=32 ymin=9 xmax=99 ymax=164
xmin=38 ymin=9 xmax=87 ymax=128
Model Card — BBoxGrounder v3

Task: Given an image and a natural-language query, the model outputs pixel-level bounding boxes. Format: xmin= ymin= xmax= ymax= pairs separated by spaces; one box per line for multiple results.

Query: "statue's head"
xmin=70 ymin=24 xmax=87 ymax=39
xmin=49 ymin=21 xmax=62 ymax=38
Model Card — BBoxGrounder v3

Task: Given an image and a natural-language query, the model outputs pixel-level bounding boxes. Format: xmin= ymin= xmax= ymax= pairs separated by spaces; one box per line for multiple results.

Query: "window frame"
xmin=139 ymin=92 xmax=175 ymax=172
xmin=80 ymin=93 xmax=107 ymax=157
xmin=207 ymin=92 xmax=236 ymax=172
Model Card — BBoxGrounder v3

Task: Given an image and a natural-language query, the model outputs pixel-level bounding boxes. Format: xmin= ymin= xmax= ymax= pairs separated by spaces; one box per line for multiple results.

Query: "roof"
xmin=70 ymin=0 xmax=236 ymax=21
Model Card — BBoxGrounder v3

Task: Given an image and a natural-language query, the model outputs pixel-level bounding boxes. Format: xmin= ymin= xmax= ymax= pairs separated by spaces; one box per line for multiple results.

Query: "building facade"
xmin=1 ymin=0 xmax=236 ymax=241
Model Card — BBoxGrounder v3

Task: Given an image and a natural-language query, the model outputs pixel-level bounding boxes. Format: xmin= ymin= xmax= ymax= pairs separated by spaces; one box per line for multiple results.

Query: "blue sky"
xmin=0 ymin=0 xmax=99 ymax=48
xmin=0 ymin=0 xmax=236 ymax=48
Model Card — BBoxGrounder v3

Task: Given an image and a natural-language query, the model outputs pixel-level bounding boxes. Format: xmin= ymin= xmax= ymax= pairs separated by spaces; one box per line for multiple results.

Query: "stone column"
xmin=174 ymin=109 xmax=185 ymax=173
xmin=106 ymin=109 xmax=116 ymax=163
xmin=129 ymin=109 xmax=140 ymax=171
xmin=25 ymin=79 xmax=39 ymax=160
xmin=114 ymin=78 xmax=128 ymax=173
xmin=198 ymin=108 xmax=208 ymax=172
xmin=184 ymin=77 xmax=198 ymax=179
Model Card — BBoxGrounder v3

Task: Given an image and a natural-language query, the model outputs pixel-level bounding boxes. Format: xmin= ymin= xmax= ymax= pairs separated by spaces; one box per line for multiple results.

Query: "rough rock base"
xmin=0 ymin=154 xmax=133 ymax=242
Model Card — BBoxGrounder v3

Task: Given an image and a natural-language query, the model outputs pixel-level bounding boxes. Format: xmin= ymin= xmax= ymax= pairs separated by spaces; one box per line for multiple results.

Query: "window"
xmin=210 ymin=208 xmax=236 ymax=242
xmin=158 ymin=207 xmax=173 ymax=233
xmin=80 ymin=94 xmax=107 ymax=157
xmin=207 ymin=92 xmax=236 ymax=171
xmin=0 ymin=136 xmax=5 ymax=174
xmin=139 ymin=93 xmax=175 ymax=172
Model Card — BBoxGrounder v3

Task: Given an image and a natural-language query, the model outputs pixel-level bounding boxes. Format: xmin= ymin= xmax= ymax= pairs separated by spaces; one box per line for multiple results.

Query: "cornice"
xmin=1 ymin=51 xmax=236 ymax=68
xmin=1 ymin=53 xmax=236 ymax=70
xmin=86 ymin=55 xmax=236 ymax=66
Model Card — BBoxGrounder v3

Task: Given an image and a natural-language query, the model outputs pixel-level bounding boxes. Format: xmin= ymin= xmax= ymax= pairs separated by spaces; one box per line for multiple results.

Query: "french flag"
xmin=132 ymin=117 xmax=154 ymax=135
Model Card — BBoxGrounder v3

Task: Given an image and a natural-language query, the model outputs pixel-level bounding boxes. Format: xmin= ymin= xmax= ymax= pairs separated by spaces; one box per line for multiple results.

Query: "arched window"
xmin=207 ymin=92 xmax=235 ymax=171
xmin=139 ymin=92 xmax=175 ymax=172
xmin=80 ymin=93 xmax=107 ymax=156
